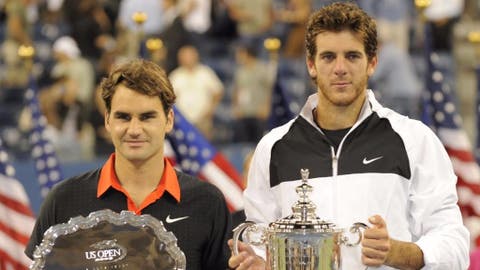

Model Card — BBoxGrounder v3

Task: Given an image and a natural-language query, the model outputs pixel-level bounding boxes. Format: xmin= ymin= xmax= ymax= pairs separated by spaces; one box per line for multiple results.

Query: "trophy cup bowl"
xmin=232 ymin=169 xmax=368 ymax=270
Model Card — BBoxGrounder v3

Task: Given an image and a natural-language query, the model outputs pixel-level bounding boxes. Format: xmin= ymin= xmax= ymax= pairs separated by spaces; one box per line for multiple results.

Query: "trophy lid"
xmin=270 ymin=169 xmax=339 ymax=233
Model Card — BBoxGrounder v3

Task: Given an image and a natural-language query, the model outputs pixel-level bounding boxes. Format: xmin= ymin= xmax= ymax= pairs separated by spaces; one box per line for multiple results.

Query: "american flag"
xmin=422 ymin=50 xmax=480 ymax=248
xmin=24 ymin=78 xmax=63 ymax=198
xmin=0 ymin=138 xmax=35 ymax=269
xmin=166 ymin=106 xmax=244 ymax=211
xmin=472 ymin=63 xmax=480 ymax=268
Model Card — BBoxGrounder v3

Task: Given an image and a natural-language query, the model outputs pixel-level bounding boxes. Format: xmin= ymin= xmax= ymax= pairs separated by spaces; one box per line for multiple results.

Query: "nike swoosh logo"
xmin=165 ymin=215 xmax=189 ymax=223
xmin=362 ymin=156 xmax=383 ymax=165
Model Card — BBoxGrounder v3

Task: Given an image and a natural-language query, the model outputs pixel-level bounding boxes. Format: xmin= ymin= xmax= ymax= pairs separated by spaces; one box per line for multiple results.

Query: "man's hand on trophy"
xmin=361 ymin=215 xmax=391 ymax=267
xmin=228 ymin=239 xmax=266 ymax=270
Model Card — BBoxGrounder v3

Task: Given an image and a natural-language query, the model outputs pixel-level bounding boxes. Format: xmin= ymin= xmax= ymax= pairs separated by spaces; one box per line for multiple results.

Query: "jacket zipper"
xmin=331 ymin=147 xmax=338 ymax=176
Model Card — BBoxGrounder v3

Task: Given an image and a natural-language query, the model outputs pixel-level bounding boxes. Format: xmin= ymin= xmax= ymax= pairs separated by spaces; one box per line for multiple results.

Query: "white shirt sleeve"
xmin=408 ymin=124 xmax=470 ymax=269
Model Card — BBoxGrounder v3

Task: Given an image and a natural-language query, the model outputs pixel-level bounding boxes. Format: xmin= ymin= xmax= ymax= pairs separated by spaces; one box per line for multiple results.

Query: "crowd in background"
xmin=0 ymin=0 xmax=478 ymax=165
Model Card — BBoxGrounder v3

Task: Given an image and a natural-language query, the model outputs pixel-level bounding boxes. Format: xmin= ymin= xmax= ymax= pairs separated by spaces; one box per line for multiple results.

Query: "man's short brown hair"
xmin=100 ymin=58 xmax=176 ymax=115
xmin=305 ymin=2 xmax=377 ymax=61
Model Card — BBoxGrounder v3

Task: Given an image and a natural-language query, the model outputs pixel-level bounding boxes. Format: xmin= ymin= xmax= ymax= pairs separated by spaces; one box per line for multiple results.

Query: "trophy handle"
xmin=343 ymin=222 xmax=369 ymax=247
xmin=232 ymin=221 xmax=266 ymax=255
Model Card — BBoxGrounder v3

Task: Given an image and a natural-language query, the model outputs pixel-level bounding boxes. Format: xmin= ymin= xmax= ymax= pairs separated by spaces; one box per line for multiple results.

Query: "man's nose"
xmin=127 ymin=118 xmax=142 ymax=134
xmin=333 ymin=57 xmax=347 ymax=75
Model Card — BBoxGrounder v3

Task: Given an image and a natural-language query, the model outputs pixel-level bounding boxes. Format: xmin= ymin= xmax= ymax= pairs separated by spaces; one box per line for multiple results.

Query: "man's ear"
xmin=306 ymin=57 xmax=317 ymax=78
xmin=367 ymin=55 xmax=378 ymax=77
xmin=104 ymin=111 xmax=110 ymax=132
xmin=165 ymin=109 xmax=174 ymax=133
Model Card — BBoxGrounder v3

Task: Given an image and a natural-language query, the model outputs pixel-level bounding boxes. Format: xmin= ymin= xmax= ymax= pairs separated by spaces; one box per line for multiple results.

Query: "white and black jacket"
xmin=244 ymin=91 xmax=469 ymax=269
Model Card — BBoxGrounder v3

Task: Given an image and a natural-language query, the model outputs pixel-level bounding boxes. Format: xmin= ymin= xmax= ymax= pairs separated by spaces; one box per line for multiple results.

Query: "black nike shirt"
xmin=25 ymin=169 xmax=232 ymax=270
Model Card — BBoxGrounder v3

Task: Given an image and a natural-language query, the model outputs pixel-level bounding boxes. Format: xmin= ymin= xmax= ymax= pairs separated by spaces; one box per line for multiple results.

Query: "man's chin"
xmin=329 ymin=96 xmax=356 ymax=107
xmin=122 ymin=152 xmax=148 ymax=162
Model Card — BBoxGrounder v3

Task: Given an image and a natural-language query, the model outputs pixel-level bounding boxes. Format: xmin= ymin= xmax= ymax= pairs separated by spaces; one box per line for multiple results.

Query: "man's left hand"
xmin=361 ymin=215 xmax=391 ymax=267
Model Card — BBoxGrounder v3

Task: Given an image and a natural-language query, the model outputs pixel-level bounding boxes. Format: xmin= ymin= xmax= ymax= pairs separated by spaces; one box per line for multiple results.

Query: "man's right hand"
xmin=227 ymin=239 xmax=267 ymax=270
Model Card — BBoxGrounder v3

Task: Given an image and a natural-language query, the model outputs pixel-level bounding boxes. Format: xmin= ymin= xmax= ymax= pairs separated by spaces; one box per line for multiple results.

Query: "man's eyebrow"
xmin=114 ymin=110 xmax=158 ymax=114
xmin=140 ymin=111 xmax=158 ymax=116
xmin=318 ymin=50 xmax=334 ymax=54
xmin=113 ymin=111 xmax=129 ymax=117
xmin=321 ymin=49 xmax=363 ymax=54
xmin=345 ymin=50 xmax=363 ymax=55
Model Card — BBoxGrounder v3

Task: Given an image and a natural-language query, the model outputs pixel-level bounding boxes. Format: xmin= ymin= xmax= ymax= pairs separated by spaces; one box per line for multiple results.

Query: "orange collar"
xmin=97 ymin=154 xmax=181 ymax=213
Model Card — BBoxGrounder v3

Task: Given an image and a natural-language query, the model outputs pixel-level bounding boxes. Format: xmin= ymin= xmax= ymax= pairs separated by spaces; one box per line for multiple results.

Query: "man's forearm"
xmin=385 ymin=239 xmax=425 ymax=270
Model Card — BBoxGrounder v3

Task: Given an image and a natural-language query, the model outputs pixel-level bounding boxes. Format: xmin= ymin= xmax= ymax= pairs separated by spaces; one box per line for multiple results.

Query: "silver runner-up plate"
xmin=30 ymin=209 xmax=186 ymax=270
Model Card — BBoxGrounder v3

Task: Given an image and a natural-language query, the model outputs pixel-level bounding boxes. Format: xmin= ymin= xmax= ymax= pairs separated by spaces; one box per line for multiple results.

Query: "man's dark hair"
xmin=100 ymin=58 xmax=176 ymax=116
xmin=305 ymin=2 xmax=377 ymax=61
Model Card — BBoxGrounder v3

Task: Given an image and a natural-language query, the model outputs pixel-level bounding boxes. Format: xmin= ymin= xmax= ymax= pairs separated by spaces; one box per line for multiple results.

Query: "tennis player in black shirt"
xmin=25 ymin=58 xmax=231 ymax=269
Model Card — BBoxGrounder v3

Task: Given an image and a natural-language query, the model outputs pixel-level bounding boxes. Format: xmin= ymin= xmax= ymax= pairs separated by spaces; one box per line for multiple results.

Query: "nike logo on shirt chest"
xmin=165 ymin=214 xmax=189 ymax=223
xmin=362 ymin=156 xmax=383 ymax=165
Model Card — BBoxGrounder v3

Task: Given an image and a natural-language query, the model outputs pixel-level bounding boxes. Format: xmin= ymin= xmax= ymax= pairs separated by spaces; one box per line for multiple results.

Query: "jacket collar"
xmin=299 ymin=89 xmax=379 ymax=129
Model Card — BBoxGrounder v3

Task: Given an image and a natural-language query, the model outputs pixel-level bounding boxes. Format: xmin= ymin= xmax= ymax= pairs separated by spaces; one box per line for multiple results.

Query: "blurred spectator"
xmin=179 ymin=0 xmax=211 ymax=34
xmin=231 ymin=43 xmax=275 ymax=143
xmin=358 ymin=0 xmax=414 ymax=52
xmin=177 ymin=0 xmax=212 ymax=55
xmin=463 ymin=0 xmax=480 ymax=19
xmin=1 ymin=0 xmax=32 ymax=88
xmin=424 ymin=0 xmax=464 ymax=23
xmin=369 ymin=42 xmax=422 ymax=119
xmin=169 ymin=45 xmax=224 ymax=139
xmin=89 ymin=85 xmax=114 ymax=157
xmin=38 ymin=36 xmax=95 ymax=160
xmin=116 ymin=0 xmax=164 ymax=59
xmin=88 ymin=47 xmax=118 ymax=157
xmin=274 ymin=0 xmax=311 ymax=59
xmin=100 ymin=0 xmax=122 ymax=35
xmin=159 ymin=0 xmax=189 ymax=73
xmin=207 ymin=0 xmax=238 ymax=41
xmin=424 ymin=0 xmax=464 ymax=53
xmin=422 ymin=0 xmax=464 ymax=97
xmin=62 ymin=0 xmax=113 ymax=64
xmin=39 ymin=36 xmax=95 ymax=128
xmin=36 ymin=2 xmax=70 ymax=44
xmin=228 ymin=0 xmax=274 ymax=57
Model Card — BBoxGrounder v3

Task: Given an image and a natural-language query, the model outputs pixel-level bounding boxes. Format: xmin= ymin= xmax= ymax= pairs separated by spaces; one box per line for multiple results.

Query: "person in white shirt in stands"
xmin=169 ymin=45 xmax=224 ymax=139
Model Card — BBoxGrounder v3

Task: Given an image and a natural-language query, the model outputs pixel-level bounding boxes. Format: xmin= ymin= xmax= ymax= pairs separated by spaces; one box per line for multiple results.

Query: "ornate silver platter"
xmin=30 ymin=209 xmax=186 ymax=270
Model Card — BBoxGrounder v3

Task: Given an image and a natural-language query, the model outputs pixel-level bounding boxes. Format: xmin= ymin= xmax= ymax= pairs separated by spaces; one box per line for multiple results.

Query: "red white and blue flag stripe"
xmin=422 ymin=48 xmax=480 ymax=248
xmin=166 ymin=106 xmax=244 ymax=212
xmin=25 ymin=78 xmax=63 ymax=199
xmin=0 ymin=138 xmax=34 ymax=269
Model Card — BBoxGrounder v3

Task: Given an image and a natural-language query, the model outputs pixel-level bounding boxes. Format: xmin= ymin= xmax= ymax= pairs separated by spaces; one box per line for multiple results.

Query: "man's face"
xmin=105 ymin=85 xmax=173 ymax=164
xmin=306 ymin=30 xmax=377 ymax=107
